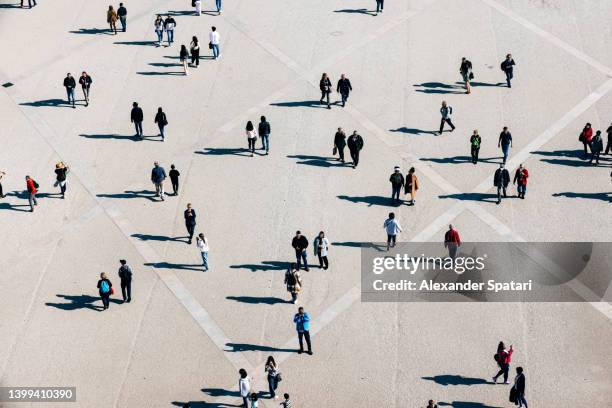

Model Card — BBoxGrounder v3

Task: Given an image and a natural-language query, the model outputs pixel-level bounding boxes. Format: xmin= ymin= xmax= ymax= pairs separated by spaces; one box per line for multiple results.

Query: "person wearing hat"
xmin=389 ymin=166 xmax=404 ymax=205
xmin=405 ymin=167 xmax=419 ymax=205
xmin=54 ymin=162 xmax=69 ymax=199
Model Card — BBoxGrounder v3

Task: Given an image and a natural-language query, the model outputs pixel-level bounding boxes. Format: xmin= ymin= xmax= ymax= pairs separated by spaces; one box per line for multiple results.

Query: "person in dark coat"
xmin=169 ymin=164 xmax=180 ymax=195
xmin=389 ymin=166 xmax=404 ymax=205
xmin=498 ymin=126 xmax=513 ymax=164
xmin=78 ymin=71 xmax=92 ymax=106
xmin=501 ymin=54 xmax=516 ymax=88
xmin=63 ymin=73 xmax=76 ymax=108
xmin=513 ymin=367 xmax=527 ymax=408
xmin=347 ymin=131 xmax=364 ymax=168
xmin=117 ymin=3 xmax=127 ymax=32
xmin=604 ymin=122 xmax=612 ymax=155
xmin=97 ymin=272 xmax=113 ymax=310
xmin=470 ymin=130 xmax=481 ymax=164
xmin=291 ymin=231 xmax=309 ymax=271
xmin=131 ymin=102 xmax=144 ymax=137
xmin=118 ymin=259 xmax=132 ymax=303
xmin=258 ymin=116 xmax=271 ymax=154
xmin=590 ymin=130 xmax=603 ymax=165
xmin=336 ymin=74 xmax=352 ymax=107
xmin=184 ymin=203 xmax=197 ymax=244
xmin=334 ymin=127 xmax=347 ymax=162
xmin=319 ymin=73 xmax=332 ymax=109
xmin=493 ymin=164 xmax=510 ymax=204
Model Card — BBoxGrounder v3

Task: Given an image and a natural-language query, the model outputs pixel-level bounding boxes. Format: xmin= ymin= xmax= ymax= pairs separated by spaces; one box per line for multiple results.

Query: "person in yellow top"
xmin=404 ymin=167 xmax=419 ymax=206
xmin=107 ymin=5 xmax=118 ymax=35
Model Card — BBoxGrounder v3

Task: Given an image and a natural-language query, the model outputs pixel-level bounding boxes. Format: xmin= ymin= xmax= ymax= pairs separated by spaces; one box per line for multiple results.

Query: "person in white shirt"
xmin=383 ymin=212 xmax=402 ymax=251
xmin=209 ymin=26 xmax=220 ymax=59
xmin=196 ymin=233 xmax=209 ymax=271
xmin=238 ymin=369 xmax=250 ymax=408
xmin=313 ymin=231 xmax=330 ymax=270
xmin=194 ymin=0 xmax=202 ymax=16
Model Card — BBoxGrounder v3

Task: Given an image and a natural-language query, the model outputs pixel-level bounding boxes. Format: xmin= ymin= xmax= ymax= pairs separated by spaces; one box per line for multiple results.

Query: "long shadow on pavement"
xmin=97 ymin=190 xmax=157 ymax=201
xmin=172 ymin=401 xmax=241 ymax=408
xmin=422 ymin=375 xmax=489 ymax=386
xmin=144 ymin=262 xmax=205 ymax=272
xmin=337 ymin=194 xmax=392 ymax=207
xmin=287 ymin=154 xmax=346 ymax=168
xmin=132 ymin=233 xmax=188 ymax=243
xmin=270 ymin=100 xmax=328 ymax=108
xmin=413 ymin=82 xmax=464 ymax=94
xmin=439 ymin=402 xmax=502 ymax=408
xmin=226 ymin=296 xmax=288 ymax=305
xmin=438 ymin=193 xmax=499 ymax=203
xmin=80 ymin=133 xmax=161 ymax=142
xmin=0 ymin=202 xmax=31 ymax=212
xmin=69 ymin=28 xmax=112 ymax=35
xmin=333 ymin=8 xmax=376 ymax=15
xmin=195 ymin=148 xmax=252 ymax=157
xmin=201 ymin=388 xmax=240 ymax=398
xmin=137 ymin=71 xmax=185 ymax=76
xmin=332 ymin=241 xmax=386 ymax=252
xmin=229 ymin=261 xmax=287 ymax=272
xmin=45 ymin=294 xmax=121 ymax=311
xmin=532 ymin=149 xmax=611 ymax=167
xmin=420 ymin=156 xmax=500 ymax=164
xmin=389 ymin=127 xmax=438 ymax=135
xmin=553 ymin=191 xmax=611 ymax=202
xmin=20 ymin=99 xmax=72 ymax=108
xmin=114 ymin=40 xmax=157 ymax=46
xmin=225 ymin=343 xmax=296 ymax=353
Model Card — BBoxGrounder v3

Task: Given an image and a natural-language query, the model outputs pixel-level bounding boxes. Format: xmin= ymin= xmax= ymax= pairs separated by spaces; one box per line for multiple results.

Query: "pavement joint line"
xmin=481 ymin=0 xmax=612 ymax=77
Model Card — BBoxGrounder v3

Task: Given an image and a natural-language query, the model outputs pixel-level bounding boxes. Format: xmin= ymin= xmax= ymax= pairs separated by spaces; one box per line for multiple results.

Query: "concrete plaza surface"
xmin=1 ymin=0 xmax=611 ymax=406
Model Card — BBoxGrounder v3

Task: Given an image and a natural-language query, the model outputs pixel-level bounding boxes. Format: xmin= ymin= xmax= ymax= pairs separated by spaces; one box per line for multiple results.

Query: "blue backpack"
xmin=100 ymin=280 xmax=110 ymax=294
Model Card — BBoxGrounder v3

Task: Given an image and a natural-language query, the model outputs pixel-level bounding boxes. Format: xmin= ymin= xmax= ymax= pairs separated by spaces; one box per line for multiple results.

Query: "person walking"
xmin=154 ymin=15 xmax=164 ymax=47
xmin=118 ymin=259 xmax=132 ymax=303
xmin=579 ymin=122 xmax=593 ymax=158
xmin=63 ymin=73 xmax=76 ymax=108
xmin=291 ymin=231 xmax=309 ymax=271
xmin=54 ymin=162 xmax=69 ymax=199
xmin=293 ymin=307 xmax=312 ymax=355
xmin=249 ymin=393 xmax=258 ymax=408
xmin=334 ymin=127 xmax=346 ymax=163
xmin=336 ymin=74 xmax=353 ymax=107
xmin=21 ymin=0 xmax=37 ymax=8
xmin=375 ymin=0 xmax=384 ymax=14
xmin=258 ymin=116 xmax=271 ymax=154
xmin=154 ymin=107 xmax=168 ymax=141
xmin=164 ymin=15 xmax=176 ymax=46
xmin=0 ymin=170 xmax=5 ymax=199
xmin=180 ymin=45 xmax=189 ymax=75
xmin=384 ymin=212 xmax=402 ymax=251
xmin=501 ymin=54 xmax=516 ymax=88
xmin=389 ymin=166 xmax=404 ymax=205
xmin=169 ymin=164 xmax=180 ymax=195
xmin=97 ymin=272 xmax=113 ymax=310
xmin=438 ymin=101 xmax=455 ymax=134
xmin=25 ymin=175 xmax=38 ymax=212
xmin=190 ymin=36 xmax=200 ymax=68
xmin=246 ymin=121 xmax=257 ymax=157
xmin=264 ymin=356 xmax=280 ymax=399
xmin=493 ymin=164 xmax=510 ymax=205
xmin=347 ymin=130 xmax=364 ymax=168
xmin=604 ymin=122 xmax=612 ymax=154
xmin=498 ymin=126 xmax=513 ymax=164
xmin=513 ymin=164 xmax=529 ymax=199
xmin=215 ymin=0 xmax=222 ymax=14
xmin=184 ymin=203 xmax=196 ymax=244
xmin=238 ymin=369 xmax=250 ymax=408
xmin=117 ymin=3 xmax=127 ymax=32
xmin=194 ymin=0 xmax=202 ymax=16
xmin=107 ymin=6 xmax=118 ymax=35
xmin=313 ymin=231 xmax=330 ymax=270
xmin=444 ymin=224 xmax=461 ymax=259
xmin=493 ymin=342 xmax=514 ymax=384
xmin=151 ymin=161 xmax=166 ymax=201
xmin=590 ymin=130 xmax=603 ymax=164
xmin=405 ymin=167 xmax=419 ymax=205
xmin=319 ymin=73 xmax=332 ymax=109
xmin=209 ymin=26 xmax=220 ymax=59
xmin=512 ymin=367 xmax=528 ymax=408
xmin=425 ymin=400 xmax=438 ymax=408
xmin=470 ymin=130 xmax=481 ymax=164
xmin=131 ymin=102 xmax=144 ymax=138
xmin=78 ymin=71 xmax=92 ymax=107
xmin=284 ymin=263 xmax=302 ymax=304
xmin=460 ymin=57 xmax=473 ymax=94
xmin=280 ymin=394 xmax=293 ymax=408
xmin=196 ymin=233 xmax=209 ymax=270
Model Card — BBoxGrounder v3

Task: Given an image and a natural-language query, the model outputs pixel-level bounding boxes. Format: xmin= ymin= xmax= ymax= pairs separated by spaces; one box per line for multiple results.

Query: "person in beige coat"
xmin=404 ymin=167 xmax=419 ymax=205
xmin=107 ymin=6 xmax=118 ymax=34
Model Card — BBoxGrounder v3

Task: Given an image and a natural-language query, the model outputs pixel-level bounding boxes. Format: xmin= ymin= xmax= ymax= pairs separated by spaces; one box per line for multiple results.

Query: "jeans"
xmin=350 ymin=149 xmax=360 ymax=167
xmin=298 ymin=330 xmax=312 ymax=352
xmin=242 ymin=396 xmax=248 ymax=408
xmin=494 ymin=363 xmax=509 ymax=382
xmin=376 ymin=0 xmax=384 ymax=12
xmin=158 ymin=124 xmax=165 ymax=139
xmin=337 ymin=145 xmax=345 ymax=162
xmin=191 ymin=51 xmax=200 ymax=66
xmin=121 ymin=280 xmax=131 ymax=301
xmin=100 ymin=293 xmax=110 ymax=309
xmin=340 ymin=92 xmax=349 ymax=106
xmin=156 ymin=30 xmax=163 ymax=44
xmin=134 ymin=121 xmax=143 ymax=136
xmin=212 ymin=44 xmax=220 ymax=58
xmin=119 ymin=16 xmax=126 ymax=32
xmin=505 ymin=70 xmax=513 ymax=87
xmin=517 ymin=394 xmax=528 ymax=408
xmin=518 ymin=184 xmax=526 ymax=197
xmin=216 ymin=0 xmax=222 ymax=12
xmin=248 ymin=138 xmax=256 ymax=154
xmin=471 ymin=146 xmax=479 ymax=164
xmin=296 ymin=249 xmax=308 ymax=270
xmin=200 ymin=251 xmax=209 ymax=269
xmin=582 ymin=141 xmax=592 ymax=156
xmin=590 ymin=151 xmax=601 ymax=164
xmin=22 ymin=0 xmax=37 ymax=7
xmin=186 ymin=223 xmax=195 ymax=242
xmin=391 ymin=185 xmax=401 ymax=203
xmin=439 ymin=118 xmax=455 ymax=133
xmin=66 ymin=88 xmax=75 ymax=106
xmin=496 ymin=186 xmax=507 ymax=202
xmin=501 ymin=144 xmax=510 ymax=164
xmin=320 ymin=90 xmax=330 ymax=106
xmin=82 ymin=86 xmax=90 ymax=103
xmin=291 ymin=291 xmax=298 ymax=303
xmin=261 ymin=134 xmax=269 ymax=152
xmin=58 ymin=180 xmax=67 ymax=197
xmin=154 ymin=182 xmax=164 ymax=197
xmin=267 ymin=375 xmax=278 ymax=398
xmin=167 ymin=29 xmax=174 ymax=44
xmin=171 ymin=179 xmax=179 ymax=195
xmin=28 ymin=192 xmax=37 ymax=211
xmin=387 ymin=234 xmax=396 ymax=249
xmin=317 ymin=254 xmax=329 ymax=269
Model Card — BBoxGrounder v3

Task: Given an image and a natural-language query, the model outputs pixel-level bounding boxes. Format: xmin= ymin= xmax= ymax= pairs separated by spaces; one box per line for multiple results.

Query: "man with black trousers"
xmin=498 ymin=126 xmax=513 ymax=164
xmin=63 ymin=73 xmax=76 ymax=108
xmin=118 ymin=259 xmax=133 ymax=303
xmin=512 ymin=367 xmax=527 ymax=408
xmin=336 ymin=74 xmax=352 ymax=107
xmin=169 ymin=164 xmax=180 ymax=195
xmin=604 ymin=122 xmax=612 ymax=155
xmin=131 ymin=102 xmax=144 ymax=138
xmin=493 ymin=164 xmax=510 ymax=205
xmin=291 ymin=231 xmax=309 ymax=271
xmin=334 ymin=127 xmax=347 ymax=163
xmin=78 ymin=71 xmax=92 ymax=106
xmin=347 ymin=130 xmax=364 ymax=169
xmin=389 ymin=166 xmax=404 ymax=205
xmin=258 ymin=116 xmax=271 ymax=155
xmin=293 ymin=307 xmax=312 ymax=355
xmin=184 ymin=203 xmax=197 ymax=244
xmin=500 ymin=54 xmax=516 ymax=88
xmin=117 ymin=3 xmax=127 ymax=32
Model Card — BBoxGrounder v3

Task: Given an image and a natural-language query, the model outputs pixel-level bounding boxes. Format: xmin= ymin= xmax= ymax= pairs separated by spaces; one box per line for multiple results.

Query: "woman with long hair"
xmin=190 ymin=36 xmax=200 ymax=68
xmin=246 ymin=121 xmax=257 ymax=157
xmin=264 ymin=356 xmax=280 ymax=399
xmin=180 ymin=44 xmax=189 ymax=75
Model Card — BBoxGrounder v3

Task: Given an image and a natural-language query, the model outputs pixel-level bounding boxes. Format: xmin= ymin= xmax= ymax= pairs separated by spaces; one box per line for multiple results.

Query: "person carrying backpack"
xmin=25 ymin=175 xmax=38 ymax=212
xmin=97 ymin=272 xmax=113 ymax=310
xmin=284 ymin=263 xmax=302 ymax=304
xmin=493 ymin=341 xmax=514 ymax=384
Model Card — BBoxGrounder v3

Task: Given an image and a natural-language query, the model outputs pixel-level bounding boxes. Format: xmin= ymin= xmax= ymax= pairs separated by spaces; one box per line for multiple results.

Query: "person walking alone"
xmin=151 ymin=161 xmax=166 ymax=201
xmin=164 ymin=15 xmax=176 ymax=46
xmin=347 ymin=130 xmax=364 ymax=168
xmin=334 ymin=127 xmax=346 ymax=163
xmin=498 ymin=126 xmax=513 ymax=164
xmin=169 ymin=164 xmax=180 ymax=195
xmin=78 ymin=71 xmax=92 ymax=106
xmin=196 ymin=233 xmax=209 ymax=270
xmin=117 ymin=3 xmax=127 ymax=32
xmin=184 ymin=203 xmax=196 ymax=244
xmin=246 ymin=121 xmax=257 ymax=157
xmin=444 ymin=224 xmax=460 ymax=259
xmin=107 ymin=6 xmax=118 ymax=35
xmin=25 ymin=175 xmax=38 ymax=212
xmin=0 ymin=170 xmax=5 ymax=199
xmin=375 ymin=0 xmax=384 ymax=14
xmin=258 ymin=116 xmax=271 ymax=154
xmin=294 ymin=307 xmax=312 ymax=355
xmin=291 ymin=231 xmax=309 ymax=271
xmin=460 ymin=57 xmax=473 ymax=94
xmin=604 ymin=122 xmax=612 ymax=155
xmin=154 ymin=15 xmax=164 ymax=46
xmin=579 ymin=122 xmax=593 ymax=158
xmin=238 ymin=369 xmax=251 ymax=408
xmin=215 ymin=0 xmax=222 ymax=14
xmin=438 ymin=101 xmax=455 ymax=135
xmin=118 ymin=259 xmax=132 ymax=303
xmin=389 ymin=166 xmax=404 ymax=205
xmin=470 ymin=130 xmax=481 ymax=164
xmin=190 ymin=36 xmax=200 ymax=68
xmin=513 ymin=164 xmax=529 ymax=199
xmin=493 ymin=164 xmax=510 ymax=205
xmin=590 ymin=130 xmax=603 ymax=165
xmin=264 ymin=356 xmax=280 ymax=399
xmin=501 ymin=54 xmax=516 ymax=88
xmin=180 ymin=45 xmax=189 ymax=75
xmin=493 ymin=342 xmax=514 ymax=384
xmin=384 ymin=212 xmax=402 ymax=251
xmin=512 ymin=367 xmax=528 ymax=408
xmin=131 ymin=102 xmax=144 ymax=138
xmin=313 ymin=231 xmax=330 ymax=270
xmin=405 ymin=167 xmax=419 ymax=205
xmin=54 ymin=162 xmax=69 ymax=199
xmin=21 ymin=0 xmax=37 ymax=8
xmin=154 ymin=107 xmax=168 ymax=141
xmin=284 ymin=263 xmax=302 ymax=304
xmin=209 ymin=26 xmax=220 ymax=59
xmin=97 ymin=272 xmax=113 ymax=310
xmin=63 ymin=73 xmax=76 ymax=108
xmin=194 ymin=0 xmax=202 ymax=16
xmin=319 ymin=73 xmax=332 ymax=109
xmin=336 ymin=74 xmax=352 ymax=107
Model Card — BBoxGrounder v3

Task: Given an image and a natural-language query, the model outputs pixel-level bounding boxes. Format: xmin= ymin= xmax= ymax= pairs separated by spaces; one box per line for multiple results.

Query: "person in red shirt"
xmin=513 ymin=164 xmax=529 ymax=199
xmin=25 ymin=175 xmax=37 ymax=212
xmin=444 ymin=224 xmax=461 ymax=259
xmin=493 ymin=341 xmax=514 ymax=384
xmin=579 ymin=122 xmax=593 ymax=158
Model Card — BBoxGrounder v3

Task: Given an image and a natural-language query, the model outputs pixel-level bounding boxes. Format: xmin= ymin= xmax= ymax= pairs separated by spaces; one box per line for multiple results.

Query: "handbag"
xmin=333 ymin=146 xmax=337 ymax=155
xmin=109 ymin=287 xmax=115 ymax=295
xmin=208 ymin=42 xmax=213 ymax=49
xmin=469 ymin=72 xmax=474 ymax=80
xmin=275 ymin=372 xmax=282 ymax=382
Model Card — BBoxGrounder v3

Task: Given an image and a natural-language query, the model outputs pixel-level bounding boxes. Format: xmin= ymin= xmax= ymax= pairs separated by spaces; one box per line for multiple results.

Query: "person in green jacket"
xmin=470 ymin=129 xmax=481 ymax=164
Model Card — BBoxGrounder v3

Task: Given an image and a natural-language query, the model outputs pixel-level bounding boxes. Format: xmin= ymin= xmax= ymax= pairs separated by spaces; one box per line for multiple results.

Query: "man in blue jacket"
xmin=151 ymin=161 xmax=167 ymax=201
xmin=293 ymin=307 xmax=312 ymax=355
